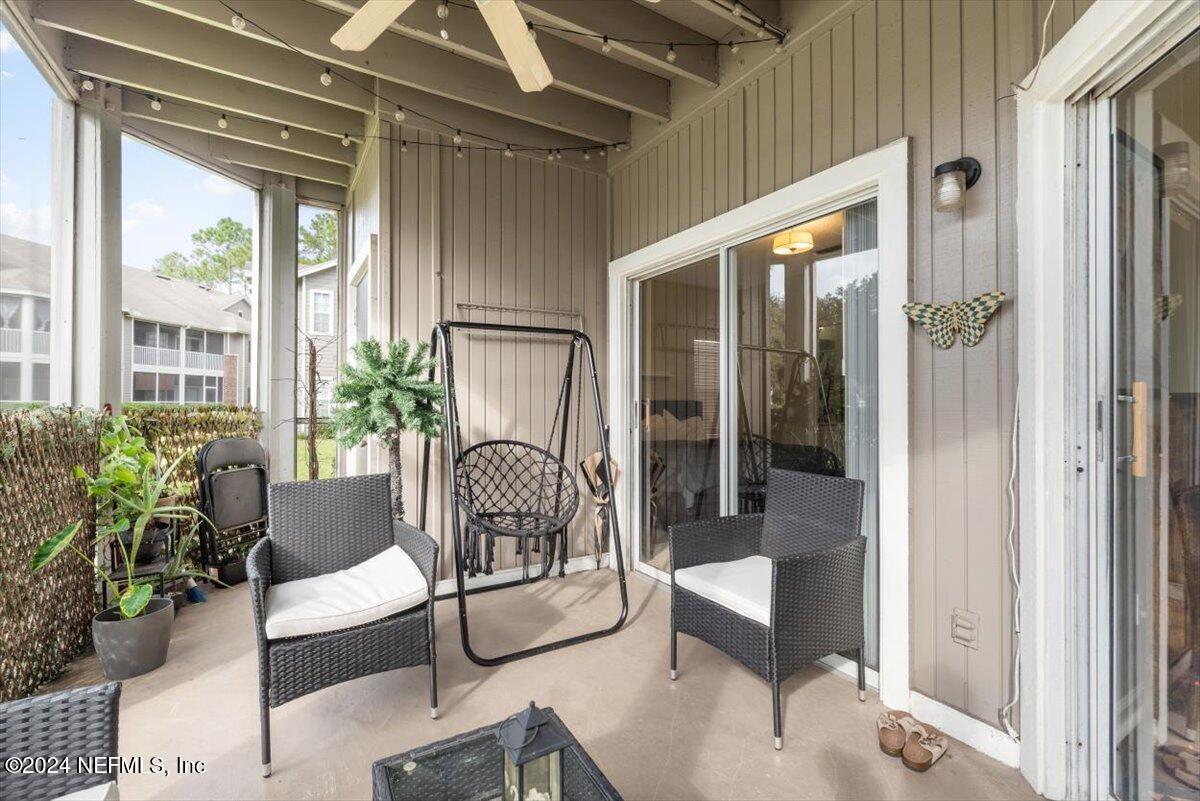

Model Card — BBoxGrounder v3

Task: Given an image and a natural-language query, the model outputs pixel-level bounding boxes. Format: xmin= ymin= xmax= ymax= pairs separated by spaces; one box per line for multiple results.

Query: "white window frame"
xmin=309 ymin=289 xmax=334 ymax=336
xmin=1014 ymin=2 xmax=1200 ymax=799
xmin=608 ymin=137 xmax=910 ymax=711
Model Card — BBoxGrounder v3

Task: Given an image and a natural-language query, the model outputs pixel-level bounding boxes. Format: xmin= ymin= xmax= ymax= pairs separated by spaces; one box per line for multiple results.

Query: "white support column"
xmin=257 ymin=173 xmax=297 ymax=481
xmin=50 ymin=97 xmax=76 ymax=405
xmin=72 ymin=84 xmax=122 ymax=410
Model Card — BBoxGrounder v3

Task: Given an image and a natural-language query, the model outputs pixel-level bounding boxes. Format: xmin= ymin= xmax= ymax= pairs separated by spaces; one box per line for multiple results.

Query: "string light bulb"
xmin=599 ymin=146 xmax=607 ymax=158
xmin=729 ymin=41 xmax=739 ymax=54
xmin=601 ymin=35 xmax=612 ymax=54
xmin=453 ymin=130 xmax=463 ymax=146
xmin=341 ymin=133 xmax=351 ymax=147
xmin=81 ymin=76 xmax=94 ymax=92
xmin=527 ymin=21 xmax=537 ymax=42
xmin=504 ymin=145 xmax=514 ymax=158
xmin=280 ymin=125 xmax=290 ymax=140
xmin=757 ymin=21 xmax=768 ymax=39
xmin=583 ymin=149 xmax=591 ymax=161
xmin=231 ymin=13 xmax=246 ymax=30
xmin=456 ymin=146 xmax=464 ymax=158
xmin=394 ymin=106 xmax=406 ymax=122
xmin=437 ymin=2 xmax=449 ymax=39
xmin=731 ymin=2 xmax=743 ymax=18
xmin=150 ymin=97 xmax=162 ymax=111
xmin=774 ymin=37 xmax=784 ymax=54
xmin=666 ymin=44 xmax=677 ymax=64
xmin=320 ymin=67 xmax=333 ymax=86
xmin=218 ymin=113 xmax=229 ymax=129
xmin=400 ymin=140 xmax=408 ymax=153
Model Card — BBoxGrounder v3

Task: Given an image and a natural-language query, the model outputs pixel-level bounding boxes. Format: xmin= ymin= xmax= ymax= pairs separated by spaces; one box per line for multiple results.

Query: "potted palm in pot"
xmin=331 ymin=338 xmax=444 ymax=520
xmin=31 ymin=416 xmax=211 ymax=680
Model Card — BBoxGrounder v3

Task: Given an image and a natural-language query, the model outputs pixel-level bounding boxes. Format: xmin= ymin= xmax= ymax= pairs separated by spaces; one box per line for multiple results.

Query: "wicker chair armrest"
xmin=393 ymin=520 xmax=439 ymax=591
xmin=669 ymin=514 xmax=763 ymax=573
xmin=771 ymin=536 xmax=866 ymax=637
xmin=0 ymin=682 xmax=121 ymax=800
xmin=246 ymin=537 xmax=272 ymax=640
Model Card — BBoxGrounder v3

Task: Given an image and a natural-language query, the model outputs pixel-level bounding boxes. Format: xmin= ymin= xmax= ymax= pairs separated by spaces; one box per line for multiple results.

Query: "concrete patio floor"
xmin=46 ymin=570 xmax=1037 ymax=800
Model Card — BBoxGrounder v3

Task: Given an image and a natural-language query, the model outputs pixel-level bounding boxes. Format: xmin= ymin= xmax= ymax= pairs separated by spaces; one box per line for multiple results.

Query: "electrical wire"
xmin=998 ymin=382 xmax=1021 ymax=741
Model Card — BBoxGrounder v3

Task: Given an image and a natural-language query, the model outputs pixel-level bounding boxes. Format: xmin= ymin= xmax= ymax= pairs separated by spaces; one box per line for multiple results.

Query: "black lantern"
xmin=497 ymin=702 xmax=570 ymax=801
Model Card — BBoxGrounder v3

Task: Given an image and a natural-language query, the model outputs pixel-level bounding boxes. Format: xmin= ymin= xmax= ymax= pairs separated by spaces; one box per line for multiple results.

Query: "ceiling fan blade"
xmin=475 ymin=0 xmax=554 ymax=93
xmin=330 ymin=0 xmax=416 ymax=51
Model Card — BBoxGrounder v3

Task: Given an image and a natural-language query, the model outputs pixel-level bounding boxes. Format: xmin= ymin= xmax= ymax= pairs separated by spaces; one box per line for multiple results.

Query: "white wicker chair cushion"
xmin=673 ymin=555 xmax=773 ymax=626
xmin=264 ymin=545 xmax=428 ymax=639
xmin=54 ymin=780 xmax=119 ymax=800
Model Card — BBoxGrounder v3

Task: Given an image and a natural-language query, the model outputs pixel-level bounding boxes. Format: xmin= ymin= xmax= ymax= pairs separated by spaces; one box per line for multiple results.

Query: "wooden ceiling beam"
xmin=64 ymin=36 xmax=366 ymax=137
xmin=134 ymin=0 xmax=629 ymax=144
xmin=121 ymin=90 xmax=358 ymax=166
xmin=313 ymin=0 xmax=670 ymax=122
xmin=33 ymin=0 xmax=378 ymax=114
xmin=519 ymin=0 xmax=719 ymax=87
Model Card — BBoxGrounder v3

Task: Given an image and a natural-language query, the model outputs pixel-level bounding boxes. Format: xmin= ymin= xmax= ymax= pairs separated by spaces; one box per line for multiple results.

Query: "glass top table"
xmin=371 ymin=708 xmax=621 ymax=801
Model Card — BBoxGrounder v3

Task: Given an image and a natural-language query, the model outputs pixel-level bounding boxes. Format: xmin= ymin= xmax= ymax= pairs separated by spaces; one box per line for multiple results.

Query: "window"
xmin=0 ymin=295 xmax=20 ymax=329
xmin=132 ymin=371 xmax=157 ymax=402
xmin=0 ymin=362 xmax=19 ymax=401
xmin=309 ymin=290 xmax=333 ymax=335
xmin=184 ymin=374 xmax=204 ymax=403
xmin=30 ymin=363 xmax=48 ymax=402
xmin=134 ymin=321 xmax=158 ymax=347
xmin=122 ymin=134 xmax=255 ymax=407
xmin=205 ymin=332 xmax=224 ymax=355
xmin=0 ymin=21 xmax=62 ymax=405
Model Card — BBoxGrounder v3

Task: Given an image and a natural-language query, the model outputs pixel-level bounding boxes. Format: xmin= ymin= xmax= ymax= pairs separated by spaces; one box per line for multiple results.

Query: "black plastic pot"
xmin=91 ymin=597 xmax=174 ymax=680
xmin=115 ymin=526 xmax=169 ymax=565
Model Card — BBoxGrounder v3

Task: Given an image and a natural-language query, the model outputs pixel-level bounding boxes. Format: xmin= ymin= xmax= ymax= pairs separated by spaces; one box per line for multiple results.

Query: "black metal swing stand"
xmin=418 ymin=320 xmax=629 ymax=667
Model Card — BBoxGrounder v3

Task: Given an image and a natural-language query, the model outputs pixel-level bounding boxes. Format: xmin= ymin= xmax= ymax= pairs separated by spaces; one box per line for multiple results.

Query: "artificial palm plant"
xmin=331 ymin=338 xmax=444 ymax=519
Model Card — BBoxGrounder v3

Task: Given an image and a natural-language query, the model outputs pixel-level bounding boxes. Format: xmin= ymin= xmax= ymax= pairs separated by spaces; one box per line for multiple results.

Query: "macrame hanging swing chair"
xmin=418 ymin=320 xmax=629 ymax=667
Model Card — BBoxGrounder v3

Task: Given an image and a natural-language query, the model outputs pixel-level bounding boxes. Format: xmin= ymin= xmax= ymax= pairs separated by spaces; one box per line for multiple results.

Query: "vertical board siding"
xmin=608 ymin=0 xmax=1088 ymax=729
xmin=387 ymin=133 xmax=609 ymax=579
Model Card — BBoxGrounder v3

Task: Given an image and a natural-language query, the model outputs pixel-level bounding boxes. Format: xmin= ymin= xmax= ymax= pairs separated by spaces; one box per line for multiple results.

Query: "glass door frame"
xmin=607 ymin=137 xmax=911 ymax=708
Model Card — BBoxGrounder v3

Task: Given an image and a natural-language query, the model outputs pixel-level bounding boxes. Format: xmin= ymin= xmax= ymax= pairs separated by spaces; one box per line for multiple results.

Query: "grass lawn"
xmin=296 ymin=433 xmax=337 ymax=480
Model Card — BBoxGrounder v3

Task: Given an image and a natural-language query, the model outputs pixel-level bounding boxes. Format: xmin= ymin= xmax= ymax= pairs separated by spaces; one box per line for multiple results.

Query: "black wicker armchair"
xmin=0 ymin=682 xmax=121 ymax=801
xmin=249 ymin=474 xmax=438 ymax=777
xmin=669 ymin=467 xmax=866 ymax=750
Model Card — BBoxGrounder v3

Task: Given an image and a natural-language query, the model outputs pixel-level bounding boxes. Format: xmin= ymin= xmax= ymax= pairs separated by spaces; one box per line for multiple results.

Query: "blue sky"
xmin=1 ymin=22 xmax=257 ymax=272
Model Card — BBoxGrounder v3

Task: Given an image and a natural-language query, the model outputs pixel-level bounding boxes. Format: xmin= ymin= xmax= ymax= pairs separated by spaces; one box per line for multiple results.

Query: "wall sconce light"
xmin=1162 ymin=141 xmax=1191 ymax=197
xmin=933 ymin=157 xmax=981 ymax=212
xmin=771 ymin=228 xmax=813 ymax=256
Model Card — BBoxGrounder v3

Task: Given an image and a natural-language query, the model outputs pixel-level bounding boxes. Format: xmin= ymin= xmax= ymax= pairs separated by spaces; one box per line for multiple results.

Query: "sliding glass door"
xmin=631 ymin=200 xmax=880 ymax=667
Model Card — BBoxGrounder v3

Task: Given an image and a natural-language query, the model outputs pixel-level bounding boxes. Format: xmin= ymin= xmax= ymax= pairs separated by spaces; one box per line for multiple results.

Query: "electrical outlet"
xmin=951 ymin=607 xmax=979 ymax=649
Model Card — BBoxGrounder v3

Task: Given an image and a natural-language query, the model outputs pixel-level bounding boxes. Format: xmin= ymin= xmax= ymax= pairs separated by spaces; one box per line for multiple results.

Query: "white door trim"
xmin=607 ymin=137 xmax=911 ymax=710
xmin=1015 ymin=2 xmax=1200 ymax=798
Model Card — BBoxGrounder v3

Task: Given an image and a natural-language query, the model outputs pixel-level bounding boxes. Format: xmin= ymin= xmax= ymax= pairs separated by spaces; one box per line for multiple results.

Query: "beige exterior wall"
xmin=608 ymin=0 xmax=1093 ymax=732
xmin=358 ymin=125 xmax=609 ymax=579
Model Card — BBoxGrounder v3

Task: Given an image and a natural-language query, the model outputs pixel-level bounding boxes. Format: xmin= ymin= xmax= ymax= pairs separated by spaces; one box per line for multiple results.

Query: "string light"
xmin=217 ymin=113 xmax=229 ymax=129
xmin=757 ymin=21 xmax=768 ymax=39
xmin=774 ymin=37 xmax=784 ymax=54
xmin=400 ymin=140 xmax=408 ymax=152
xmin=80 ymin=76 xmax=94 ymax=91
xmin=601 ymin=35 xmax=612 ymax=54
xmin=280 ymin=125 xmax=290 ymax=140
xmin=504 ymin=145 xmax=514 ymax=158
xmin=437 ymin=2 xmax=449 ymax=39
xmin=666 ymin=44 xmax=677 ymax=64
xmin=452 ymin=130 xmax=463 ymax=145
xmin=394 ymin=106 xmax=406 ymax=122
xmin=731 ymin=2 xmax=743 ymax=18
xmin=231 ymin=13 xmax=246 ymax=30
xmin=599 ymin=147 xmax=607 ymax=158
xmin=456 ymin=146 xmax=464 ymax=158
xmin=150 ymin=97 xmax=162 ymax=111
xmin=729 ymin=42 xmax=739 ymax=54
xmin=583 ymin=149 xmax=590 ymax=161
xmin=320 ymin=67 xmax=333 ymax=86
xmin=341 ymin=133 xmax=352 ymax=147
xmin=527 ymin=21 xmax=537 ymax=42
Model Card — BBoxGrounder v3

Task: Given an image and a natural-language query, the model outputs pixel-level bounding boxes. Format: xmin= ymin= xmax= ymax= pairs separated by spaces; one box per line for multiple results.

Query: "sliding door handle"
xmin=1130 ymin=380 xmax=1148 ymax=478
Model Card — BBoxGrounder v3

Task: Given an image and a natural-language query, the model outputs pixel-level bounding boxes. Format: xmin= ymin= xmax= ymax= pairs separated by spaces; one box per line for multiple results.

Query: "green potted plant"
xmin=31 ymin=416 xmax=211 ymax=680
xmin=331 ymin=338 xmax=444 ymax=519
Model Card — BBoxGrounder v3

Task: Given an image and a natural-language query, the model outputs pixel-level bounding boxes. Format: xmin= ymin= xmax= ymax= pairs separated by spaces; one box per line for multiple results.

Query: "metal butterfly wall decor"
xmin=902 ymin=291 xmax=1007 ymax=348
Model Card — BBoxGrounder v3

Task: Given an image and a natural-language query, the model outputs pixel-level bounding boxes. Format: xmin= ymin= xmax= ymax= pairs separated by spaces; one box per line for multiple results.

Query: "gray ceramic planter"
xmin=92 ymin=596 xmax=174 ymax=680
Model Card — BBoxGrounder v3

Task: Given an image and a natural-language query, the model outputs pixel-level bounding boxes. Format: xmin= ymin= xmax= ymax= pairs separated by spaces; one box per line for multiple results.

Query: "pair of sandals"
xmin=877 ymin=710 xmax=948 ymax=772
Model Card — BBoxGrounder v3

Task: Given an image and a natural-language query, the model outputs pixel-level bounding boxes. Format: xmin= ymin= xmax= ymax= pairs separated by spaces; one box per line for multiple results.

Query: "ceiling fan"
xmin=330 ymin=0 xmax=553 ymax=93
